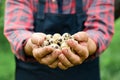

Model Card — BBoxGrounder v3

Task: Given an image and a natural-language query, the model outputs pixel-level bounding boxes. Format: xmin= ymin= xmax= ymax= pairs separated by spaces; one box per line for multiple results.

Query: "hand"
xmin=58 ymin=32 xmax=97 ymax=70
xmin=73 ymin=32 xmax=97 ymax=55
xmin=33 ymin=46 xmax=61 ymax=69
xmin=58 ymin=40 xmax=89 ymax=70
xmin=24 ymin=33 xmax=61 ymax=68
xmin=24 ymin=33 xmax=46 ymax=56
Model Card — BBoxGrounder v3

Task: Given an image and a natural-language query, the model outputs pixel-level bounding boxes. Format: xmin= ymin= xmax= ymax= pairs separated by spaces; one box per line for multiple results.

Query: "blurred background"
xmin=0 ymin=0 xmax=120 ymax=80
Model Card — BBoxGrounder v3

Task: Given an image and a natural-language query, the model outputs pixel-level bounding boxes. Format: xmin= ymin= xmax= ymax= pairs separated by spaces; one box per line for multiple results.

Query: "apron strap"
xmin=37 ymin=0 xmax=46 ymax=20
xmin=57 ymin=0 xmax=63 ymax=13
xmin=75 ymin=0 xmax=86 ymax=31
xmin=76 ymin=0 xmax=84 ymax=13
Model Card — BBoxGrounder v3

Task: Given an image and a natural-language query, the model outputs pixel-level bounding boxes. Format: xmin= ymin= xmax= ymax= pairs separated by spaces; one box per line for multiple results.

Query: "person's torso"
xmin=15 ymin=0 xmax=100 ymax=80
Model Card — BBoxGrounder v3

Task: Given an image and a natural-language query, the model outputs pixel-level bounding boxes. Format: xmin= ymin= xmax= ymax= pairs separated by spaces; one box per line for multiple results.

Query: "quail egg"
xmin=61 ymin=42 xmax=70 ymax=49
xmin=62 ymin=33 xmax=71 ymax=40
xmin=50 ymin=44 xmax=60 ymax=49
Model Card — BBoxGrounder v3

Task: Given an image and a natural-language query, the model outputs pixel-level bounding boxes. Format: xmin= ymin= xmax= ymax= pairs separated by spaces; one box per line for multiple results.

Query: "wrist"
xmin=87 ymin=38 xmax=97 ymax=56
xmin=24 ymin=38 xmax=33 ymax=56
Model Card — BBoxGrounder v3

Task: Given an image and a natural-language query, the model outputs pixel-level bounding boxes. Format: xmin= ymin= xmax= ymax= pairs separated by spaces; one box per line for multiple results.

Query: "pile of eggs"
xmin=42 ymin=33 xmax=74 ymax=49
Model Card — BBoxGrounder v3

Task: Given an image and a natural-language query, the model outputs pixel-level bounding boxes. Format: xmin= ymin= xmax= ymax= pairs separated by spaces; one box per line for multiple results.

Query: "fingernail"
xmin=64 ymin=49 xmax=68 ymax=53
xmin=74 ymin=34 xmax=79 ymax=38
xmin=69 ymin=40 xmax=74 ymax=45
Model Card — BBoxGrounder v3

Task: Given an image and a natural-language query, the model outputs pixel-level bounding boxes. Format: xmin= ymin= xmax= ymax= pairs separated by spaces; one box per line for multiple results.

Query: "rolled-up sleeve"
xmin=83 ymin=0 xmax=114 ymax=59
xmin=4 ymin=0 xmax=35 ymax=61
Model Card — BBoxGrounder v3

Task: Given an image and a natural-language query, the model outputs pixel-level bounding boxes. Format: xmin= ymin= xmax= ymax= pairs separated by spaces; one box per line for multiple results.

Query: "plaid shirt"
xmin=4 ymin=0 xmax=114 ymax=61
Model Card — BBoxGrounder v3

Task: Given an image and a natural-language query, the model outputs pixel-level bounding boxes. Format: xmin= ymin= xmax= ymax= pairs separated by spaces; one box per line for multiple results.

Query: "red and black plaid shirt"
xmin=4 ymin=0 xmax=114 ymax=61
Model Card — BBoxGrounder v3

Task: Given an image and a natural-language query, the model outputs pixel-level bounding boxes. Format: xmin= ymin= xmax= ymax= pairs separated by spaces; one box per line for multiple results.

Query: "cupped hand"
xmin=33 ymin=46 xmax=61 ymax=69
xmin=24 ymin=33 xmax=46 ymax=56
xmin=58 ymin=32 xmax=90 ymax=70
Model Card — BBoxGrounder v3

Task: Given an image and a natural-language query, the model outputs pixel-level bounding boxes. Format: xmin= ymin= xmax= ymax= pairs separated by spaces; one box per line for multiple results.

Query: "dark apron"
xmin=15 ymin=0 xmax=100 ymax=80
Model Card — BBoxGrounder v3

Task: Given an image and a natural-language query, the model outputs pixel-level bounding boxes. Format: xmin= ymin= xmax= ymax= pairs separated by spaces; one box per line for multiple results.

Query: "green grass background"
xmin=0 ymin=1 xmax=120 ymax=80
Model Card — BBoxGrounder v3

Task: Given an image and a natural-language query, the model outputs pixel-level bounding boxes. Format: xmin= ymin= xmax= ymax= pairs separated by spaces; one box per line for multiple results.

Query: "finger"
xmin=67 ymin=39 xmax=89 ymax=59
xmin=58 ymin=54 xmax=73 ymax=68
xmin=73 ymin=32 xmax=88 ymax=42
xmin=62 ymin=48 xmax=82 ymax=65
xmin=40 ymin=49 xmax=61 ymax=65
xmin=48 ymin=60 xmax=59 ymax=69
xmin=31 ymin=44 xmax=39 ymax=49
xmin=79 ymin=41 xmax=88 ymax=46
xmin=31 ymin=33 xmax=46 ymax=45
xmin=33 ymin=46 xmax=53 ymax=59
xmin=58 ymin=62 xmax=68 ymax=70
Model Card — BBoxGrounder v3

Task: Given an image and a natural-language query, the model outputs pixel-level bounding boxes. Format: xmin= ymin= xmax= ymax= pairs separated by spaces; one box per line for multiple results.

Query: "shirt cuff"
xmin=14 ymin=32 xmax=37 ymax=62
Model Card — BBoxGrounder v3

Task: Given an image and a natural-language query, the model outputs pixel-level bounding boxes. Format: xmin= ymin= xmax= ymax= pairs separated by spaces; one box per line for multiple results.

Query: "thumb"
xmin=31 ymin=33 xmax=46 ymax=46
xmin=73 ymin=32 xmax=88 ymax=42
